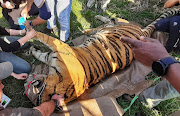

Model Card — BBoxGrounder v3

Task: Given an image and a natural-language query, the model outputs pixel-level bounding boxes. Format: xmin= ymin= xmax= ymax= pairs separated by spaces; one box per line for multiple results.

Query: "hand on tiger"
xmin=26 ymin=28 xmax=36 ymax=38
xmin=51 ymin=94 xmax=65 ymax=106
xmin=120 ymin=36 xmax=170 ymax=67
xmin=164 ymin=0 xmax=179 ymax=8
xmin=11 ymin=72 xmax=28 ymax=80
xmin=24 ymin=20 xmax=32 ymax=31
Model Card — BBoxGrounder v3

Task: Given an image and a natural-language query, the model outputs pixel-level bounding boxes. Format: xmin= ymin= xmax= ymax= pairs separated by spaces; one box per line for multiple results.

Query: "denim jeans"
xmin=0 ymin=36 xmax=31 ymax=74
xmin=46 ymin=0 xmax=72 ymax=42
xmin=155 ymin=15 xmax=180 ymax=52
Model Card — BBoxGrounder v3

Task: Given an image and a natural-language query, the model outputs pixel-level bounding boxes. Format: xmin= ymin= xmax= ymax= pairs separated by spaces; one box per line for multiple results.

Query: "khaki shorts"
xmin=0 ymin=107 xmax=42 ymax=116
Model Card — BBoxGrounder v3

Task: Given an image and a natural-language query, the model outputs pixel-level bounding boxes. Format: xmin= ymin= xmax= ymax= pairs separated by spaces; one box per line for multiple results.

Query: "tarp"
xmin=48 ymin=31 xmax=168 ymax=116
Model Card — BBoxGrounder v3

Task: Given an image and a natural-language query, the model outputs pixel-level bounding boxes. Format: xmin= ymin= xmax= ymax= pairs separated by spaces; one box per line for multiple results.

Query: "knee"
xmin=169 ymin=16 xmax=180 ymax=30
xmin=22 ymin=63 xmax=31 ymax=74
xmin=15 ymin=63 xmax=31 ymax=74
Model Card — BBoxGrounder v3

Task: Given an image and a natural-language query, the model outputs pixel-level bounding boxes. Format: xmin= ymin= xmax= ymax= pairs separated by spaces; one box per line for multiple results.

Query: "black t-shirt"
xmin=0 ymin=26 xmax=20 ymax=52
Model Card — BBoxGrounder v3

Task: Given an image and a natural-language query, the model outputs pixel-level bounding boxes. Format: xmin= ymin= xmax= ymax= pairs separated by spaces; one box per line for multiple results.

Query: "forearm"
xmin=17 ymin=34 xmax=32 ymax=46
xmin=26 ymin=0 xmax=34 ymax=12
xmin=164 ymin=63 xmax=180 ymax=93
xmin=34 ymin=100 xmax=55 ymax=116
xmin=9 ymin=29 xmax=25 ymax=36
xmin=32 ymin=16 xmax=46 ymax=26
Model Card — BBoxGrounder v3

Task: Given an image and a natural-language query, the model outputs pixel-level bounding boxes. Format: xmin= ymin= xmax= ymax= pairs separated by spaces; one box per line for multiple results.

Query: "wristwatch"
xmin=52 ymin=99 xmax=63 ymax=111
xmin=52 ymin=99 xmax=59 ymax=108
xmin=29 ymin=21 xmax=34 ymax=27
xmin=152 ymin=57 xmax=180 ymax=76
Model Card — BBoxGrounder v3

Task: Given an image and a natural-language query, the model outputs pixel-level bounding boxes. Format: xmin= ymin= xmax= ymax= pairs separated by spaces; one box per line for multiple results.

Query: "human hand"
xmin=21 ymin=29 xmax=26 ymax=35
xmin=26 ymin=28 xmax=36 ymax=38
xmin=24 ymin=20 xmax=31 ymax=30
xmin=1 ymin=1 xmax=15 ymax=9
xmin=164 ymin=0 xmax=179 ymax=8
xmin=11 ymin=72 xmax=28 ymax=80
xmin=51 ymin=94 xmax=65 ymax=106
xmin=120 ymin=36 xmax=170 ymax=67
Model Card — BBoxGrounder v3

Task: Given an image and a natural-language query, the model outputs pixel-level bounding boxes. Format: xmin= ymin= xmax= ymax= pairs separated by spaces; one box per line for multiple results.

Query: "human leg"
xmin=0 ymin=52 xmax=31 ymax=74
xmin=155 ymin=16 xmax=180 ymax=52
xmin=46 ymin=0 xmax=57 ymax=30
xmin=57 ymin=0 xmax=72 ymax=42
xmin=166 ymin=15 xmax=180 ymax=52
xmin=138 ymin=79 xmax=180 ymax=108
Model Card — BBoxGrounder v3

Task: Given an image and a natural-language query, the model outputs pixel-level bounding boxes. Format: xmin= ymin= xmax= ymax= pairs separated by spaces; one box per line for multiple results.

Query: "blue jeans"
xmin=46 ymin=0 xmax=72 ymax=42
xmin=0 ymin=36 xmax=31 ymax=74
xmin=155 ymin=15 xmax=180 ymax=52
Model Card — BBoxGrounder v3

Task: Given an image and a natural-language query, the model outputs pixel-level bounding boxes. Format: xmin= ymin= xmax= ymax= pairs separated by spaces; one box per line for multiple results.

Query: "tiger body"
xmin=31 ymin=8 xmax=180 ymax=103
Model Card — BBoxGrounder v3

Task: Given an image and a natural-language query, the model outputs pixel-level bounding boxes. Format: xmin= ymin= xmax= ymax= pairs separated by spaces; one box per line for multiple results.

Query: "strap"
xmin=124 ymin=95 xmax=138 ymax=112
xmin=123 ymin=76 xmax=161 ymax=112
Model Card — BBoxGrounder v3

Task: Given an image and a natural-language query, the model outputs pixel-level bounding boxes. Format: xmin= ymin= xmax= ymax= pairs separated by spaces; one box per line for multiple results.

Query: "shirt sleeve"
xmin=0 ymin=38 xmax=21 ymax=52
xmin=38 ymin=2 xmax=51 ymax=20
xmin=0 ymin=26 xmax=10 ymax=36
xmin=0 ymin=62 xmax=13 ymax=80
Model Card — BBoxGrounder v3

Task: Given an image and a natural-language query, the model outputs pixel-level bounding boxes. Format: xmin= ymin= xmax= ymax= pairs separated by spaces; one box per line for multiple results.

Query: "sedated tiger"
xmin=30 ymin=8 xmax=180 ymax=104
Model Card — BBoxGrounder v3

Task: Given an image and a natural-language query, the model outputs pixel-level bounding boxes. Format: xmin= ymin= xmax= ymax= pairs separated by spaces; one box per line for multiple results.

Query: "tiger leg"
xmin=34 ymin=32 xmax=67 ymax=51
xmin=30 ymin=46 xmax=56 ymax=65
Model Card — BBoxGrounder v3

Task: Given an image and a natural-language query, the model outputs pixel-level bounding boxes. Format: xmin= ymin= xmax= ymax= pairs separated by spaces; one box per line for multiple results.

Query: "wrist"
xmin=152 ymin=57 xmax=180 ymax=76
xmin=29 ymin=21 xmax=34 ymax=27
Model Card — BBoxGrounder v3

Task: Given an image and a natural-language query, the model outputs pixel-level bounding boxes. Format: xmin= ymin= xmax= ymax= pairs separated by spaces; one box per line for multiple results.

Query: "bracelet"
xmin=19 ymin=30 xmax=22 ymax=35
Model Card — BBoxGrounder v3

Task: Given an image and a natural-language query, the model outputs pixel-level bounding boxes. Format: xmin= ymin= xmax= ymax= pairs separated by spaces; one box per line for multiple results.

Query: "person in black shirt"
xmin=0 ymin=26 xmax=36 ymax=79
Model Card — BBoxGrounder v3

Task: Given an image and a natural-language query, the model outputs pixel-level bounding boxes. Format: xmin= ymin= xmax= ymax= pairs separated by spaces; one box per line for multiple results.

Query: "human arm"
xmin=24 ymin=2 xmax=51 ymax=29
xmin=0 ymin=0 xmax=15 ymax=9
xmin=34 ymin=94 xmax=65 ymax=116
xmin=164 ymin=0 xmax=180 ymax=8
xmin=21 ymin=0 xmax=34 ymax=17
xmin=0 ymin=29 xmax=36 ymax=52
xmin=120 ymin=36 xmax=180 ymax=93
xmin=0 ymin=26 xmax=26 ymax=36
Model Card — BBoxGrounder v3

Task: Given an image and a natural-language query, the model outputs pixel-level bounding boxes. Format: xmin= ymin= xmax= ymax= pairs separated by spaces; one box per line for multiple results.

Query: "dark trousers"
xmin=155 ymin=15 xmax=180 ymax=52
xmin=2 ymin=4 xmax=39 ymax=30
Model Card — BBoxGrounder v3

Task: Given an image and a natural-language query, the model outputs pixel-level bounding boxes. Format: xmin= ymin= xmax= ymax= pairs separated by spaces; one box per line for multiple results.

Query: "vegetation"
xmin=0 ymin=0 xmax=179 ymax=115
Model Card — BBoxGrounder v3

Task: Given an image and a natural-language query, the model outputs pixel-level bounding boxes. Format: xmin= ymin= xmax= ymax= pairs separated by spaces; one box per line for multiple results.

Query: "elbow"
xmin=40 ymin=12 xmax=51 ymax=20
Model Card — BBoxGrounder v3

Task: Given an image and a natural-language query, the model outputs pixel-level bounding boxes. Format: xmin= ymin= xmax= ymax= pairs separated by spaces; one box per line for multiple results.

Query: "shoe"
xmin=52 ymin=27 xmax=59 ymax=37
xmin=41 ymin=28 xmax=52 ymax=34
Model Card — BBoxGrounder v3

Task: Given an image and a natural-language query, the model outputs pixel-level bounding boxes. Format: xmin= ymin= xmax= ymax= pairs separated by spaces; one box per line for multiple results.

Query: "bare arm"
xmin=17 ymin=29 xmax=36 ymax=46
xmin=165 ymin=63 xmax=180 ymax=93
xmin=21 ymin=0 xmax=34 ymax=17
xmin=7 ymin=29 xmax=26 ymax=36
xmin=24 ymin=16 xmax=46 ymax=29
xmin=34 ymin=94 xmax=64 ymax=116
xmin=121 ymin=36 xmax=180 ymax=93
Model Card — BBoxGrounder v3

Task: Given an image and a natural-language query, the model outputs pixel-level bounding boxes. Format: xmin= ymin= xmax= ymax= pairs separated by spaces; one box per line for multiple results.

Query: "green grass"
xmin=0 ymin=0 xmax=180 ymax=115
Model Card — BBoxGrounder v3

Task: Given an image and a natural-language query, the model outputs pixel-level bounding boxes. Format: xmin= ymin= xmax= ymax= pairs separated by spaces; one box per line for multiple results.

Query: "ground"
xmin=0 ymin=0 xmax=180 ymax=116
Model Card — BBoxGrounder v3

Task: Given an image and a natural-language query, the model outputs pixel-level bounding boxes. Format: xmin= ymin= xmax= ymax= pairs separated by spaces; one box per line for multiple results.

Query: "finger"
xmin=140 ymin=36 xmax=158 ymax=43
xmin=120 ymin=36 xmax=141 ymax=47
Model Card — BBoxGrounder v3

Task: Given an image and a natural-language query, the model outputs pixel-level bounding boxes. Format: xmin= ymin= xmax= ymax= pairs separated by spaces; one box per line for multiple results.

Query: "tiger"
xmin=30 ymin=8 xmax=180 ymax=104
